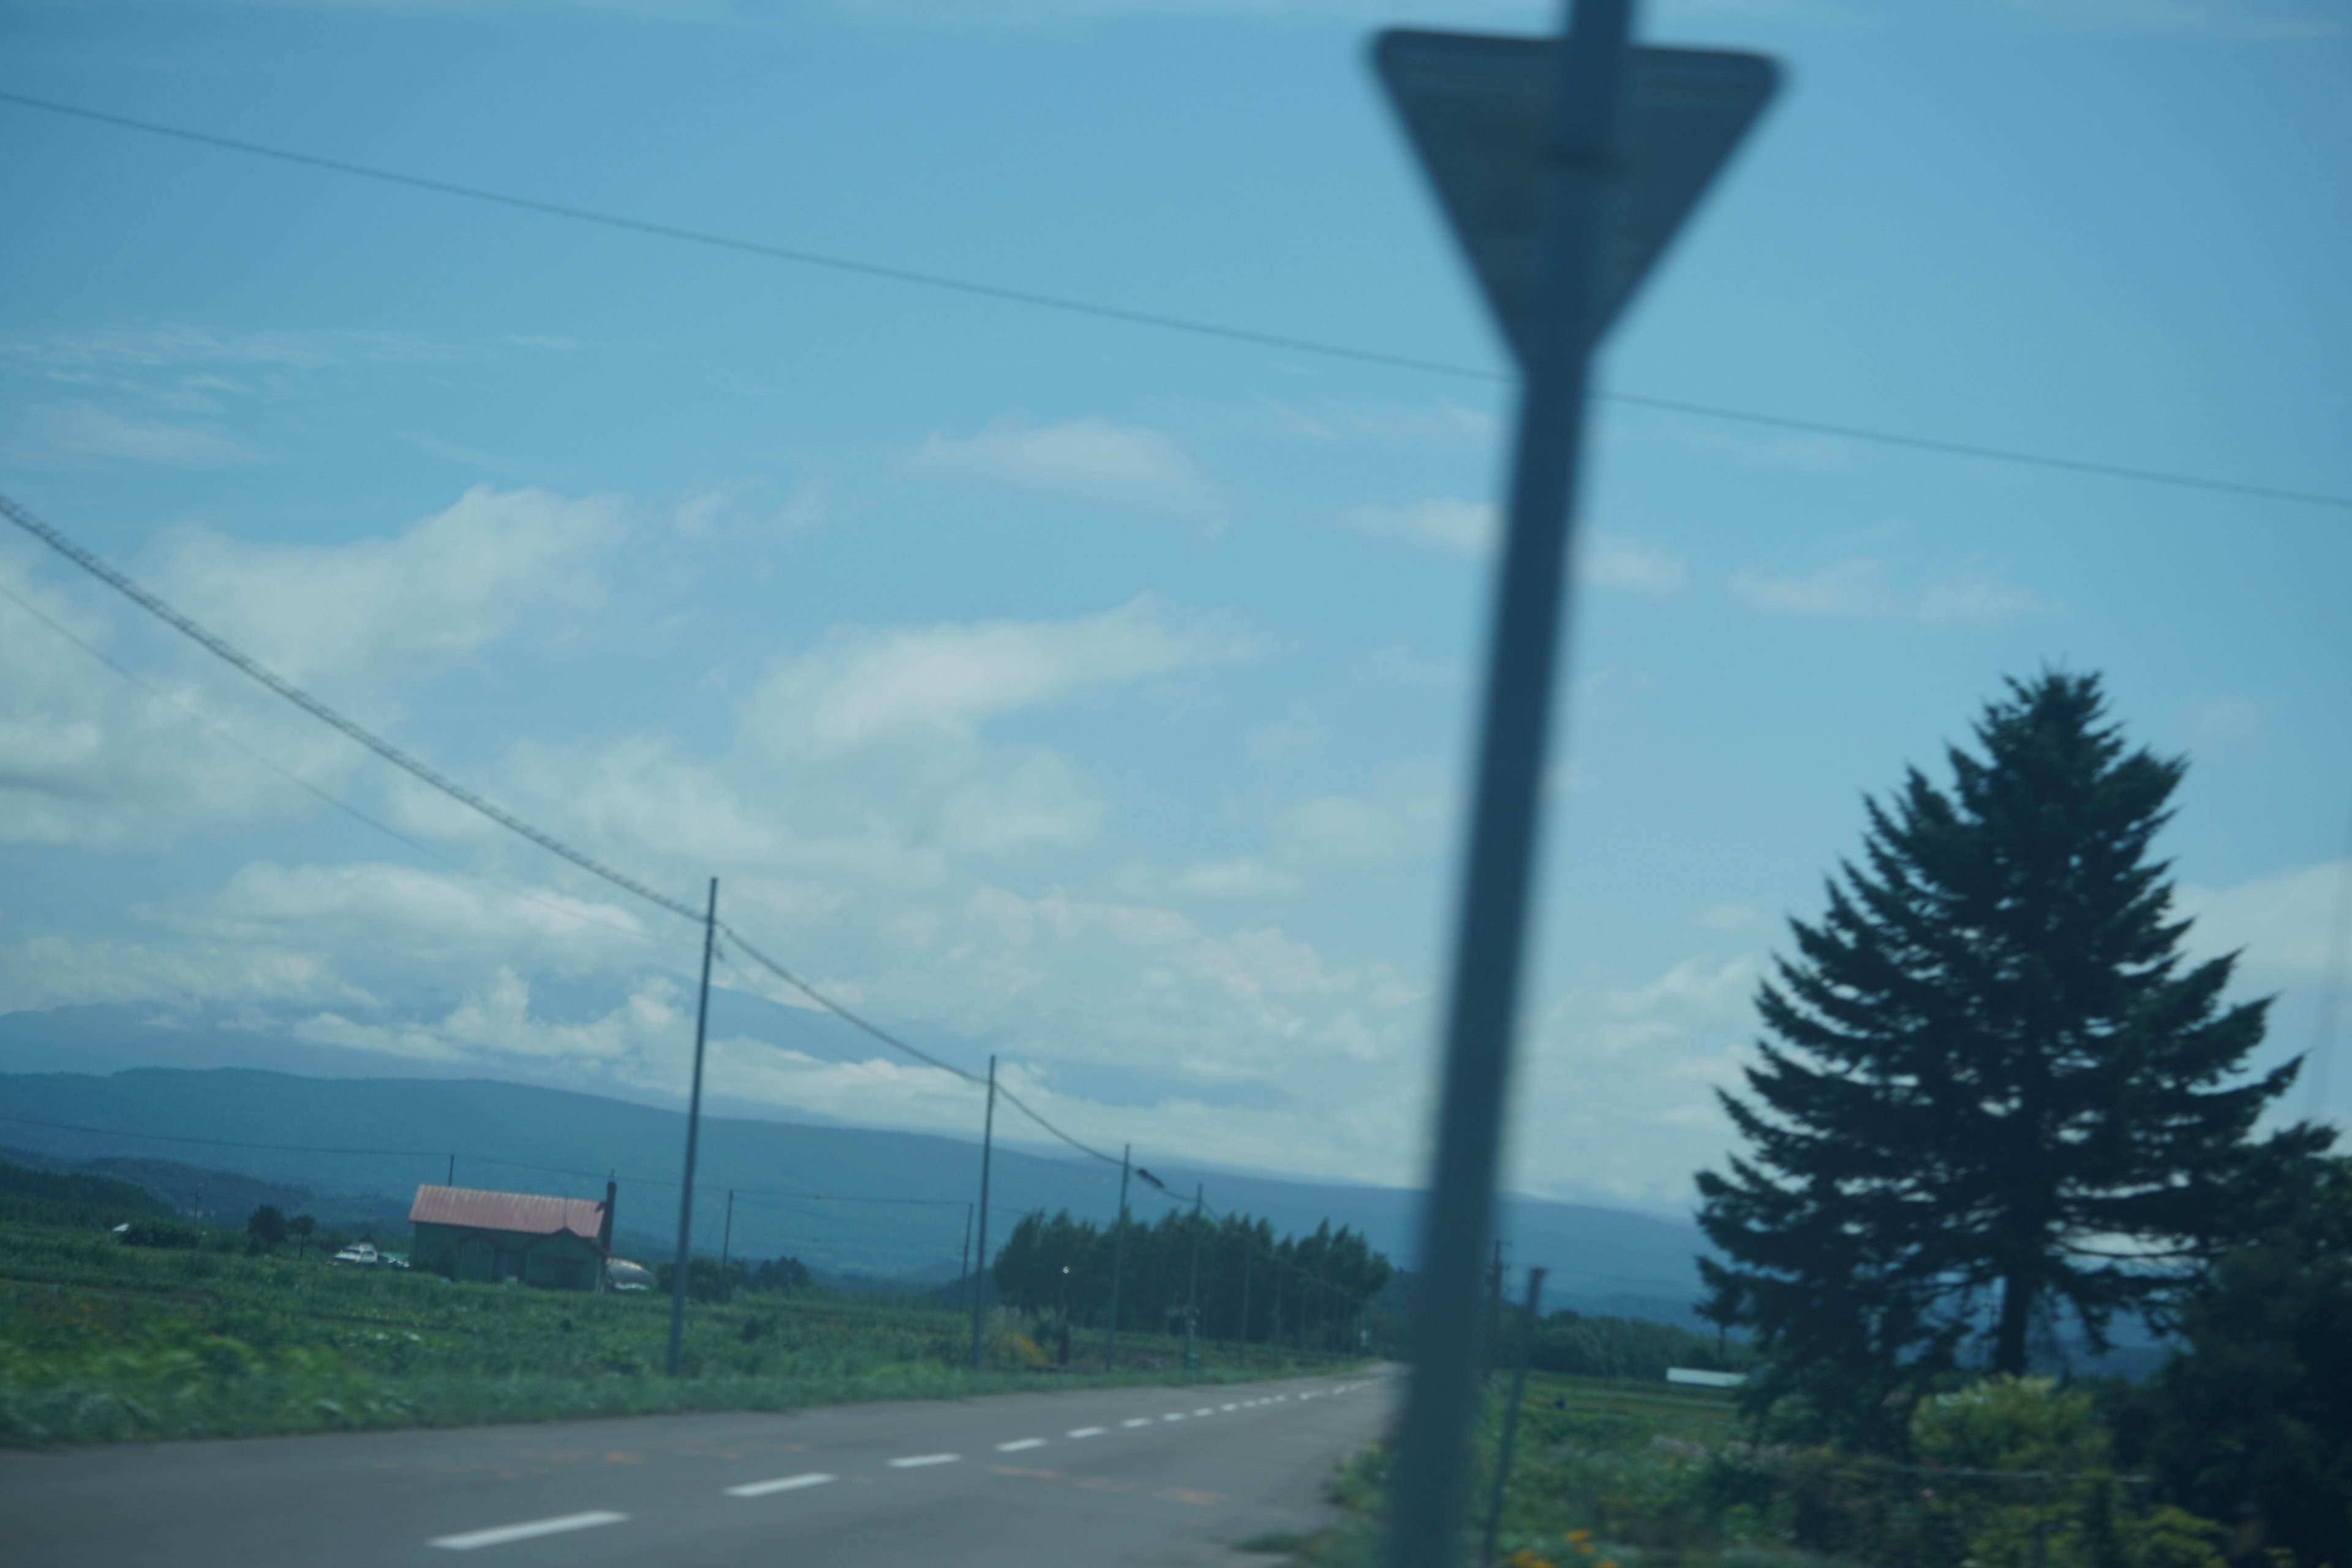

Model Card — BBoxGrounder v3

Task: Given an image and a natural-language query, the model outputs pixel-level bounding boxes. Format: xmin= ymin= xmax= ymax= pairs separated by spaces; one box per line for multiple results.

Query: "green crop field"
xmin=1287 ymin=1370 xmax=2234 ymax=1568
xmin=0 ymin=1202 xmax=1354 ymax=1447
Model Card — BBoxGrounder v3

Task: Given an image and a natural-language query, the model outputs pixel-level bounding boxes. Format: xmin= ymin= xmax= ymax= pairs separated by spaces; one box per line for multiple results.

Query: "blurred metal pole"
xmin=1386 ymin=1 xmax=1628 ymax=1560
xmin=968 ymin=1055 xmax=997 ymax=1370
xmin=1480 ymin=1267 xmax=1548 ymax=1567
xmin=720 ymin=1189 xmax=734 ymax=1270
xmin=1104 ymin=1145 xmax=1131 ymax=1371
xmin=959 ymin=1200 xmax=973 ymax=1286
xmin=666 ymin=876 xmax=719 ymax=1379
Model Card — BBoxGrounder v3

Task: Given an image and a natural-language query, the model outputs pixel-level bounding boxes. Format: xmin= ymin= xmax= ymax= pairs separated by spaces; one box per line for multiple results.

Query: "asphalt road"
xmin=2 ymin=1367 xmax=1396 ymax=1567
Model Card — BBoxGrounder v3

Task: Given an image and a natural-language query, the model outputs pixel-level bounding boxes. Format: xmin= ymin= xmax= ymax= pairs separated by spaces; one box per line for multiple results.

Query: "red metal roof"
xmin=409 ymin=1185 xmax=606 ymax=1242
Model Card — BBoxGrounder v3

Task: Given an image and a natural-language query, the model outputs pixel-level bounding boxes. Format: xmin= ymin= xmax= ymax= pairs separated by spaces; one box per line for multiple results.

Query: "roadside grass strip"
xmin=429 ymin=1512 xmax=629 ymax=1550
xmin=725 ymin=1472 xmax=835 ymax=1498
xmin=887 ymin=1453 xmax=960 ymax=1468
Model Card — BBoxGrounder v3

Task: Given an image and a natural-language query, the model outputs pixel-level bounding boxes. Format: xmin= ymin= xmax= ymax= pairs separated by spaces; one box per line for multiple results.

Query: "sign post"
xmin=1371 ymin=4 xmax=1775 ymax=1562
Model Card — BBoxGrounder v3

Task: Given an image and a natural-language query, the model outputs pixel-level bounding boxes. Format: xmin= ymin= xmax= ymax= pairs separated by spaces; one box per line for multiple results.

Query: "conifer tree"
xmin=1696 ymin=672 xmax=2327 ymax=1431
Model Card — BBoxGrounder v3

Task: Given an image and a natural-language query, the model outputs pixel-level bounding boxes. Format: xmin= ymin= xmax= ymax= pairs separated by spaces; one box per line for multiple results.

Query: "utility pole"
xmin=1490 ymin=1238 xmax=1507 ymax=1372
xmin=959 ymin=1201 xmax=973 ymax=1287
xmin=447 ymin=1154 xmax=455 ymax=1186
xmin=1239 ymin=1252 xmax=1253 ymax=1371
xmin=720 ymin=1190 xmax=734 ymax=1270
xmin=666 ymin=876 xmax=719 ymax=1380
xmin=1183 ymin=1183 xmax=1204 ymax=1370
xmin=1481 ymin=1268 xmax=1550 ymax=1566
xmin=1104 ymin=1145 xmax=1131 ymax=1373
xmin=968 ymin=1055 xmax=998 ymax=1371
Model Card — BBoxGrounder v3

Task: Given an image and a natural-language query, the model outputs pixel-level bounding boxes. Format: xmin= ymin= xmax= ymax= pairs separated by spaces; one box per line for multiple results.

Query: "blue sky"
xmin=2 ymin=0 xmax=2346 ymax=1217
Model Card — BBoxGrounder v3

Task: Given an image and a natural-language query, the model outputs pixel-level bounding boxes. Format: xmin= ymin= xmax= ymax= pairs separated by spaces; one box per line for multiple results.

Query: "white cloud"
xmin=0 ymin=552 xmax=370 ymax=848
xmin=1273 ymin=767 xmax=1449 ymax=870
xmin=159 ymin=486 xmax=627 ymax=685
xmin=1349 ymin=498 xmax=1686 ymax=592
xmin=1362 ymin=645 xmax=1461 ymax=689
xmin=203 ymin=860 xmax=661 ymax=972
xmin=673 ymin=480 xmax=827 ymax=540
xmin=1581 ymin=533 xmax=1688 ymax=594
xmin=1245 ymin=703 xmax=1325 ymax=764
xmin=0 ymin=324 xmax=456 ymax=374
xmin=1259 ymin=398 xmax=1497 ymax=447
xmin=772 ymin=484 xmax=828 ymax=533
xmin=1172 ymin=858 xmax=1304 ymax=902
xmin=298 ymin=968 xmax=687 ymax=1066
xmin=12 ymin=404 xmax=260 ymax=468
xmin=2193 ymin=696 xmax=2264 ymax=741
xmin=1696 ymin=900 xmax=1771 ymax=932
xmin=741 ymin=595 xmax=1261 ymax=758
xmin=0 ymin=931 xmax=369 ymax=1017
xmin=1351 ymin=497 xmax=1494 ymax=556
xmin=1510 ymin=951 xmax=1765 ymax=1207
xmin=2177 ymin=859 xmax=2352 ymax=974
xmin=1731 ymin=556 xmax=1890 ymax=617
xmin=1730 ymin=556 xmax=2054 ymax=623
xmin=910 ymin=417 xmax=1210 ymax=513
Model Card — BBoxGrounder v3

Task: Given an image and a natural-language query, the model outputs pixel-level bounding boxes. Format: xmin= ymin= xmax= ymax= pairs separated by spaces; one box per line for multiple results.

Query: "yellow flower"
xmin=1506 ymin=1553 xmax=1554 ymax=1568
xmin=1565 ymin=1531 xmax=1592 ymax=1545
xmin=1599 ymin=1560 xmax=1618 ymax=1568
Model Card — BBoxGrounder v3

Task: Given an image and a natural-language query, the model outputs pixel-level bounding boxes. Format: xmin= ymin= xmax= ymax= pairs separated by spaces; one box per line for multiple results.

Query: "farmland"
xmin=0 ymin=1197 xmax=1346 ymax=1447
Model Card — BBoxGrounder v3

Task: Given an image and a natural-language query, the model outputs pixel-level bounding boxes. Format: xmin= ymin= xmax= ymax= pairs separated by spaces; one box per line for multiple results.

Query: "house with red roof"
xmin=408 ymin=1181 xmax=614 ymax=1291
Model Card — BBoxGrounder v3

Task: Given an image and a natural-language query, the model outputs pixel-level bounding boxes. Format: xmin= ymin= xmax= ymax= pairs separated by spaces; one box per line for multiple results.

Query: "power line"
xmin=716 ymin=933 xmax=1123 ymax=1163
xmin=0 ymin=89 xmax=1478 ymax=385
xmin=1 ymin=492 xmax=706 ymax=927
xmin=715 ymin=927 xmax=985 ymax=1088
xmin=0 ymin=575 xmax=662 ymax=948
xmin=1600 ymin=392 xmax=2352 ymax=513
xmin=4 ymin=491 xmax=1161 ymax=1188
xmin=4 ymin=89 xmax=2346 ymax=514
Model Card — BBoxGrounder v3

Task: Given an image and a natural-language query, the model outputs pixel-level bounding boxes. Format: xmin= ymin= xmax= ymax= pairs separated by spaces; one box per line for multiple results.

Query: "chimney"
xmin=599 ymin=1180 xmax=616 ymax=1254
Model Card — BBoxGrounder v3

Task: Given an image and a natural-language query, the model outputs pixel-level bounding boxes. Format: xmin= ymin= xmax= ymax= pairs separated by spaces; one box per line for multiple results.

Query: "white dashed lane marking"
xmin=1068 ymin=1426 xmax=1107 ymax=1438
xmin=887 ymin=1454 xmax=960 ymax=1469
xmin=429 ymin=1512 xmax=629 ymax=1551
xmin=1121 ymin=1418 xmax=1153 ymax=1428
xmin=995 ymin=1438 xmax=1047 ymax=1452
xmin=725 ymin=1473 xmax=835 ymax=1499
xmin=1161 ymin=1413 xmax=1186 ymax=1422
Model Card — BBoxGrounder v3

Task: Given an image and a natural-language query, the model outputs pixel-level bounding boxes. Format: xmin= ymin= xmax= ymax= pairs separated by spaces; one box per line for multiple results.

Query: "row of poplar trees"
xmin=1694 ymin=672 xmax=2344 ymax=1559
xmin=992 ymin=1208 xmax=1390 ymax=1353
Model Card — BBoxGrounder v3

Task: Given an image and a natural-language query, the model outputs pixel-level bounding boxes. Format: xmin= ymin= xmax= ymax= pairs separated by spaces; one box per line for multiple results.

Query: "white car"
xmin=331 ymin=1242 xmax=380 ymax=1266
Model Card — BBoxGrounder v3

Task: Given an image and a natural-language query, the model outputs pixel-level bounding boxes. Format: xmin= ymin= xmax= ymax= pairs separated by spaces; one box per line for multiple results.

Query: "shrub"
xmin=118 ymin=1219 xmax=203 ymax=1250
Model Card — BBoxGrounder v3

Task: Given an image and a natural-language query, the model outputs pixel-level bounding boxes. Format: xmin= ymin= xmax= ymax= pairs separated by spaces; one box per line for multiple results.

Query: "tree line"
xmin=992 ymin=1207 xmax=1391 ymax=1353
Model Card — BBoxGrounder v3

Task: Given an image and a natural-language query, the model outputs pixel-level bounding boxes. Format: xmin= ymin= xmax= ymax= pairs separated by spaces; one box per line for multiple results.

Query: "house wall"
xmin=411 ymin=1221 xmax=605 ymax=1291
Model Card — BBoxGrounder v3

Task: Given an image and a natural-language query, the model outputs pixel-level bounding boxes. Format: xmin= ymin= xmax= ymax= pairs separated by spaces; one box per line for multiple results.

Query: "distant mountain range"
xmin=0 ymin=1021 xmax=1717 ymax=1322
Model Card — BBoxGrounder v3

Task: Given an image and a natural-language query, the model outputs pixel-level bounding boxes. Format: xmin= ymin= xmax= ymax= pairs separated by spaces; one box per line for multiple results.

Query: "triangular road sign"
xmin=1375 ymin=30 xmax=1777 ymax=366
